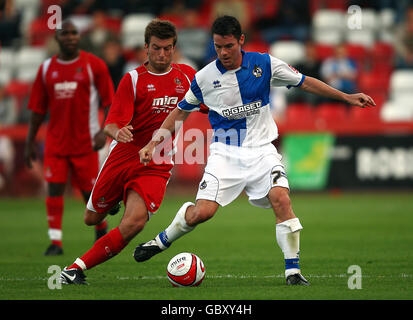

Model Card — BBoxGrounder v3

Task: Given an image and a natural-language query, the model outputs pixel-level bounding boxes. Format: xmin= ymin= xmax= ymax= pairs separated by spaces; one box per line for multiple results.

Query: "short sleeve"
xmin=177 ymin=76 xmax=203 ymax=112
xmin=91 ymin=56 xmax=115 ymax=108
xmin=27 ymin=64 xmax=48 ymax=114
xmin=270 ymin=55 xmax=305 ymax=88
xmin=104 ymin=73 xmax=134 ymax=128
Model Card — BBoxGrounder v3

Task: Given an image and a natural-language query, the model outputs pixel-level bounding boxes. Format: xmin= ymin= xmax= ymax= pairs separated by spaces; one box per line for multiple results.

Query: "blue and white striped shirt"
xmin=178 ymin=51 xmax=305 ymax=147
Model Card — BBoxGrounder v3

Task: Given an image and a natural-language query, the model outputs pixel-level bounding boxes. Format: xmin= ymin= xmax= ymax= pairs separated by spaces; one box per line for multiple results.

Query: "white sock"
xmin=276 ymin=218 xmax=303 ymax=278
xmin=74 ymin=258 xmax=87 ymax=270
xmin=155 ymin=202 xmax=195 ymax=250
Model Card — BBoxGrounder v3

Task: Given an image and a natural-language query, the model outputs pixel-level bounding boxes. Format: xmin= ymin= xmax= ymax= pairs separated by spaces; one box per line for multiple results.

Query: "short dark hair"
xmin=144 ymin=19 xmax=177 ymax=46
xmin=211 ymin=15 xmax=242 ymax=40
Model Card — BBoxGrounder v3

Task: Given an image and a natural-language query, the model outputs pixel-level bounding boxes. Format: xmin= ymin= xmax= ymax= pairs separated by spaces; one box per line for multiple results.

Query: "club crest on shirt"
xmin=199 ymin=180 xmax=207 ymax=190
xmin=174 ymin=77 xmax=186 ymax=93
xmin=252 ymin=65 xmax=263 ymax=78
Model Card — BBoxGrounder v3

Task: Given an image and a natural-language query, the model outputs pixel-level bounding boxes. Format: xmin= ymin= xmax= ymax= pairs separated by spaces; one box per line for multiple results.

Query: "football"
xmin=167 ymin=252 xmax=205 ymax=287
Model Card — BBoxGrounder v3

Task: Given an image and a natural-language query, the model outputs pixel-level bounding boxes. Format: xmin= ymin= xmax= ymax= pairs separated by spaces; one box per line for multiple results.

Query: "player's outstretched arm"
xmin=300 ymin=76 xmax=376 ymax=108
xmin=139 ymin=107 xmax=190 ymax=165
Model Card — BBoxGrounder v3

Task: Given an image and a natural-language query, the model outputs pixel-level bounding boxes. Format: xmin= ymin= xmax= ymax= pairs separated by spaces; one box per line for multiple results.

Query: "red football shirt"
xmin=105 ymin=63 xmax=197 ymax=164
xmin=28 ymin=50 xmax=114 ymax=156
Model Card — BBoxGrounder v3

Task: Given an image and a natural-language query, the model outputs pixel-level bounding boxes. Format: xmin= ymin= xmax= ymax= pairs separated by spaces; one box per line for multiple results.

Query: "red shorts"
xmin=87 ymin=142 xmax=172 ymax=214
xmin=43 ymin=152 xmax=99 ymax=191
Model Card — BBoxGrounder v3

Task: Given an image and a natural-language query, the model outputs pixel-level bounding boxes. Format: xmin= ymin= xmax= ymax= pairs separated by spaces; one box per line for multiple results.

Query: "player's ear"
xmin=239 ymin=34 xmax=245 ymax=46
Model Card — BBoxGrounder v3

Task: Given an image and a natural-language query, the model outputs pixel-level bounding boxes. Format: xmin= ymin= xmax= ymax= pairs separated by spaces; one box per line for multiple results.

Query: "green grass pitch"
xmin=0 ymin=191 xmax=412 ymax=300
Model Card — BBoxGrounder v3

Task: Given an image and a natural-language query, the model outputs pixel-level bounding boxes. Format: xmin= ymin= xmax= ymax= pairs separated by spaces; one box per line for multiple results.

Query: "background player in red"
xmin=59 ymin=19 xmax=203 ymax=284
xmin=24 ymin=20 xmax=115 ymax=256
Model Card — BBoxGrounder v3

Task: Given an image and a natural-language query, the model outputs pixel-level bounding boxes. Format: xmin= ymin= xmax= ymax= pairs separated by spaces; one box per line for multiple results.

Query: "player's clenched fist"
xmin=115 ymin=125 xmax=134 ymax=143
xmin=139 ymin=143 xmax=155 ymax=165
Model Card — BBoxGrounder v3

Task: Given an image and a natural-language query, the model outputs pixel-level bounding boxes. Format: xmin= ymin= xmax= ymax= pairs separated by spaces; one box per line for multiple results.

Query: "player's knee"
xmin=84 ymin=209 xmax=99 ymax=226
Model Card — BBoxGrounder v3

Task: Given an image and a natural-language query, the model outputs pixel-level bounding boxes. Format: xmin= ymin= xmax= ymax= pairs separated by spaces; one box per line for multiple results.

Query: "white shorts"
xmin=196 ymin=142 xmax=289 ymax=208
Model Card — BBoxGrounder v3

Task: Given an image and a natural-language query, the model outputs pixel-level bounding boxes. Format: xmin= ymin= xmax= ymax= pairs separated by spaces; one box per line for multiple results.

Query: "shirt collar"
xmin=216 ymin=50 xmax=248 ymax=74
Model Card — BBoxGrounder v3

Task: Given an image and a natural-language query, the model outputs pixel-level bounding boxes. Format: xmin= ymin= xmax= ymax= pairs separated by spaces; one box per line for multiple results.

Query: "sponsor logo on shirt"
xmin=152 ymin=96 xmax=179 ymax=113
xmin=222 ymin=100 xmax=263 ymax=120
xmin=54 ymin=81 xmax=78 ymax=99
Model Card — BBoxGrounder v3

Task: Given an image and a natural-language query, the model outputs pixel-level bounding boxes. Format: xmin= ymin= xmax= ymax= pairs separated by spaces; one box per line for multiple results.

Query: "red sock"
xmin=46 ymin=196 xmax=64 ymax=247
xmin=95 ymin=220 xmax=108 ymax=231
xmin=70 ymin=227 xmax=128 ymax=270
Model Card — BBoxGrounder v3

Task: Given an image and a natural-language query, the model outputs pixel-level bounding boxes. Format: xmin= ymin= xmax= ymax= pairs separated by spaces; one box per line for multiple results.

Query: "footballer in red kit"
xmin=25 ymin=20 xmax=115 ymax=256
xmin=88 ymin=62 xmax=196 ymax=215
xmin=60 ymin=19 xmax=206 ymax=284
xmin=29 ymin=50 xmax=113 ymax=157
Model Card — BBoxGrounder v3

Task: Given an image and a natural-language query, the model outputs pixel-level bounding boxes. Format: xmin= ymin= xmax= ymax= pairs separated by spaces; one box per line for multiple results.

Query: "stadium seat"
xmin=345 ymin=43 xmax=367 ymax=63
xmin=312 ymin=9 xmax=345 ymax=45
xmin=314 ymin=43 xmax=334 ymax=61
xmin=243 ymin=40 xmax=269 ymax=54
xmin=371 ymin=42 xmax=394 ymax=63
xmin=378 ymin=8 xmax=396 ymax=43
xmin=315 ymin=103 xmax=348 ymax=123
xmin=346 ymin=8 xmax=378 ymax=31
xmin=0 ymin=69 xmax=12 ymax=86
xmin=349 ymin=105 xmax=380 ymax=123
xmin=312 ymin=9 xmax=345 ymax=30
xmin=312 ymin=29 xmax=343 ymax=46
xmin=285 ymin=103 xmax=314 ymax=124
xmin=15 ymin=47 xmax=47 ymax=82
xmin=345 ymin=29 xmax=375 ymax=47
xmin=0 ymin=48 xmax=15 ymax=82
xmin=68 ymin=15 xmax=93 ymax=34
xmin=4 ymin=80 xmax=31 ymax=109
xmin=381 ymin=100 xmax=413 ymax=122
xmin=358 ymin=72 xmax=389 ymax=93
xmin=379 ymin=8 xmax=396 ymax=29
xmin=121 ymin=14 xmax=155 ymax=49
xmin=270 ymin=41 xmax=305 ymax=65
xmin=389 ymin=70 xmax=413 ymax=100
xmin=28 ymin=17 xmax=55 ymax=46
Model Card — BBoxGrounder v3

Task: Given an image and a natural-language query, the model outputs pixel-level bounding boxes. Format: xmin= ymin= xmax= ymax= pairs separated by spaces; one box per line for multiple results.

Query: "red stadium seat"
xmin=345 ymin=43 xmax=367 ymax=63
xmin=371 ymin=42 xmax=394 ymax=62
xmin=28 ymin=17 xmax=54 ymax=46
xmin=243 ymin=40 xmax=269 ymax=54
xmin=358 ymin=72 xmax=390 ymax=93
xmin=349 ymin=105 xmax=381 ymax=123
xmin=315 ymin=103 xmax=348 ymax=123
xmin=314 ymin=43 xmax=334 ymax=61
xmin=286 ymin=103 xmax=314 ymax=124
